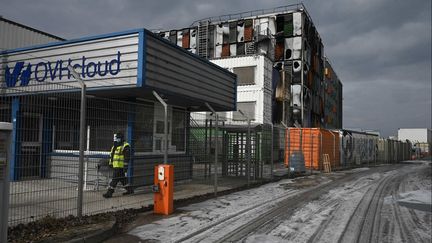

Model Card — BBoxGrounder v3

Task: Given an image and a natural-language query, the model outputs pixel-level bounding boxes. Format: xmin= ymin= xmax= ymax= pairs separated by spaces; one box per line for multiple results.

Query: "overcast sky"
xmin=1 ymin=0 xmax=431 ymax=137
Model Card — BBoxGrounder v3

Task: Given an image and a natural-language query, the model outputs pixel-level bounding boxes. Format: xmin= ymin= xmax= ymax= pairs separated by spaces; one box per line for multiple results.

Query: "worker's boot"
xmin=123 ymin=186 xmax=134 ymax=195
xmin=103 ymin=188 xmax=114 ymax=198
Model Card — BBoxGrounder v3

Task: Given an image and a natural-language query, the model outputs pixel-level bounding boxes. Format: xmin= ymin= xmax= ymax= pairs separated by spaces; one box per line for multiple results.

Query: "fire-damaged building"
xmin=155 ymin=4 xmax=343 ymax=129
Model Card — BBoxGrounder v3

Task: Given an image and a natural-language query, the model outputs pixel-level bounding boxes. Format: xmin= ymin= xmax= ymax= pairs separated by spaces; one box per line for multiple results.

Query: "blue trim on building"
xmin=10 ymin=98 xmax=19 ymax=181
xmin=127 ymin=102 xmax=135 ymax=185
xmin=137 ymin=30 xmax=145 ymax=87
xmin=1 ymin=28 xmax=144 ymax=55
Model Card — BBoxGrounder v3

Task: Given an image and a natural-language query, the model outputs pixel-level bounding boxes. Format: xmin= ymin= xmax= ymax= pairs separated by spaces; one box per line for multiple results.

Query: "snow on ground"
xmin=128 ymin=164 xmax=430 ymax=242
xmin=245 ymin=172 xmax=387 ymax=242
xmin=401 ymin=160 xmax=432 ymax=165
xmin=129 ymin=178 xmax=310 ymax=242
xmin=349 ymin=167 xmax=370 ymax=172
xmin=398 ymin=190 xmax=432 ymax=204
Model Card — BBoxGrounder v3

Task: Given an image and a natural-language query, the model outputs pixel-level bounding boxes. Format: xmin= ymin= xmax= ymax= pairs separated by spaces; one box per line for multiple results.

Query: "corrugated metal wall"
xmin=145 ymin=33 xmax=237 ymax=111
xmin=0 ymin=18 xmax=63 ymax=50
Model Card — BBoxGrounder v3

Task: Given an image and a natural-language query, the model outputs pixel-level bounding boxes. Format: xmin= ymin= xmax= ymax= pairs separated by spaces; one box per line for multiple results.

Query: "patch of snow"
xmin=244 ymin=234 xmax=286 ymax=243
xmin=129 ymin=178 xmax=305 ymax=241
xmin=247 ymin=172 xmax=383 ymax=242
xmin=399 ymin=190 xmax=431 ymax=204
xmin=402 ymin=160 xmax=432 ymax=165
xmin=349 ymin=167 xmax=370 ymax=172
xmin=397 ymin=190 xmax=432 ymax=212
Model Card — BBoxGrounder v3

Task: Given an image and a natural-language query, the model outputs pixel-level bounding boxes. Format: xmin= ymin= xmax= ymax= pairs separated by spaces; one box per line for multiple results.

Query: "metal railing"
xmin=190 ymin=3 xmax=307 ymax=26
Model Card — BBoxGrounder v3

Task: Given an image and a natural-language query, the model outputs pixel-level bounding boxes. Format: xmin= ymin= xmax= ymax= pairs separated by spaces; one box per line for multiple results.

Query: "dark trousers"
xmin=109 ymin=168 xmax=127 ymax=189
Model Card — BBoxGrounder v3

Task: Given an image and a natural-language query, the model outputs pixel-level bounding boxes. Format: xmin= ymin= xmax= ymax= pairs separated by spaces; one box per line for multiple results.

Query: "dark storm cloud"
xmin=302 ymin=0 xmax=431 ymax=136
xmin=1 ymin=0 xmax=430 ymax=137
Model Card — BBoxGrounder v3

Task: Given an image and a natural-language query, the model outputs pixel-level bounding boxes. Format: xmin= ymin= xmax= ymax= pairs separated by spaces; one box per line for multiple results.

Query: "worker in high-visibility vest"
xmin=103 ymin=132 xmax=134 ymax=198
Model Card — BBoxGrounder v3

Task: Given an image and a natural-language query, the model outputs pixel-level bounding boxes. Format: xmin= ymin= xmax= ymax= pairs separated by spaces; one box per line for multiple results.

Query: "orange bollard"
xmin=153 ymin=164 xmax=174 ymax=215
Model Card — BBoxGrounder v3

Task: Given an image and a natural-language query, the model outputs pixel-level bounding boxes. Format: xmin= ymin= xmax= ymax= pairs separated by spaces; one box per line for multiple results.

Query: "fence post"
xmin=0 ymin=122 xmax=12 ymax=242
xmin=310 ymin=129 xmax=313 ymax=175
xmin=209 ymin=119 xmax=213 ymax=176
xmin=69 ymin=66 xmax=86 ymax=218
xmin=205 ymin=103 xmax=218 ymax=196
xmin=152 ymin=91 xmax=169 ymax=165
xmin=270 ymin=124 xmax=274 ymax=180
xmin=204 ymin=119 xmax=208 ymax=178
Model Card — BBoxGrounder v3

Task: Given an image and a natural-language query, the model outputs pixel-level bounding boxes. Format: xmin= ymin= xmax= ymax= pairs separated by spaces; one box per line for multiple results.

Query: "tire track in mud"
xmin=174 ymin=189 xmax=302 ymax=243
xmin=384 ymin=166 xmax=430 ymax=243
xmin=306 ymin=175 xmax=382 ymax=243
xmin=207 ymin=167 xmax=401 ymax=243
xmin=339 ymin=165 xmax=431 ymax=243
xmin=386 ymin=176 xmax=412 ymax=243
xmin=337 ymin=171 xmax=397 ymax=243
xmin=133 ymin=165 xmax=409 ymax=243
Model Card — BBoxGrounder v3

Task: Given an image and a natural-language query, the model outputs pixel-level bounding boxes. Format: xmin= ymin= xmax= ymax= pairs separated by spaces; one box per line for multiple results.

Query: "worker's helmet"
xmin=113 ymin=132 xmax=124 ymax=143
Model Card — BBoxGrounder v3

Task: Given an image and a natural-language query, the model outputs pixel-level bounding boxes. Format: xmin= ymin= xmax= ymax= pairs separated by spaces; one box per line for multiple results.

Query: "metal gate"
xmin=223 ymin=128 xmax=260 ymax=178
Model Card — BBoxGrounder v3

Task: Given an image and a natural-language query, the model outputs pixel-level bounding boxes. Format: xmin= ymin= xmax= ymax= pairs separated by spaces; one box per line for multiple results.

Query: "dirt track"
xmin=108 ymin=162 xmax=432 ymax=243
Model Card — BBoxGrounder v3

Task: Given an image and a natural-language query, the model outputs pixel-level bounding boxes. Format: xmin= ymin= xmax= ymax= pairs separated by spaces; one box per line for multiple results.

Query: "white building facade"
xmin=191 ymin=55 xmax=273 ymax=125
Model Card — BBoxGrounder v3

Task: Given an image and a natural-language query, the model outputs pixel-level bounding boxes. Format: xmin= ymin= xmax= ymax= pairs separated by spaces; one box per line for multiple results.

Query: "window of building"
xmin=233 ymin=102 xmax=256 ymax=121
xmin=233 ymin=66 xmax=256 ymax=85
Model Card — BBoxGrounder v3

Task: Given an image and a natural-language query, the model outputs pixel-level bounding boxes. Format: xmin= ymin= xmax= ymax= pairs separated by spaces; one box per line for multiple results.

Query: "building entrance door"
xmin=19 ymin=113 xmax=42 ymax=179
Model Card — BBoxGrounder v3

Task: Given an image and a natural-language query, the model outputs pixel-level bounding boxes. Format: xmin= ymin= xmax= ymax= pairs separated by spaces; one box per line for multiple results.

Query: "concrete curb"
xmin=36 ymin=219 xmax=118 ymax=243
xmin=65 ymin=220 xmax=118 ymax=243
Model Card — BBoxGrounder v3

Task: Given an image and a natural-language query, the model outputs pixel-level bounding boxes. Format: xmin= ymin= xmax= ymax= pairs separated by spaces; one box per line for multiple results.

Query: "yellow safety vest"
xmin=109 ymin=142 xmax=130 ymax=168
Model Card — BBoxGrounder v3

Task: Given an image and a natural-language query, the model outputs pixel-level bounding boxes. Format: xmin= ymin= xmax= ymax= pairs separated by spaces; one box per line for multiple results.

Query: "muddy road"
xmin=107 ymin=161 xmax=432 ymax=243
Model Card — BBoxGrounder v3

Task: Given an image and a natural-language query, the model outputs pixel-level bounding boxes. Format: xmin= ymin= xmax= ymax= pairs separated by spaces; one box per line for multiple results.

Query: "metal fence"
xmin=0 ymin=86 xmax=282 ymax=226
xmin=0 ymin=84 xmax=413 ymax=226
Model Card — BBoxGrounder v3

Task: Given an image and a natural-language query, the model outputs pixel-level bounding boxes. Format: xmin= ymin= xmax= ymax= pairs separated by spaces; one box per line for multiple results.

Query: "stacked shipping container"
xmin=155 ymin=4 xmax=340 ymax=129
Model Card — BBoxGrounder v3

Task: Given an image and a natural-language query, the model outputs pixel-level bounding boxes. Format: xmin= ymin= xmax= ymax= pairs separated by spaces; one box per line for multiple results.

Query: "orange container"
xmin=284 ymin=128 xmax=340 ymax=170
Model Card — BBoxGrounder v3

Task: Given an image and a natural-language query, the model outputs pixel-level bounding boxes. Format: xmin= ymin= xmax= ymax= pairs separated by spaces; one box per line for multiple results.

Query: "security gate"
xmin=223 ymin=129 xmax=260 ymax=178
